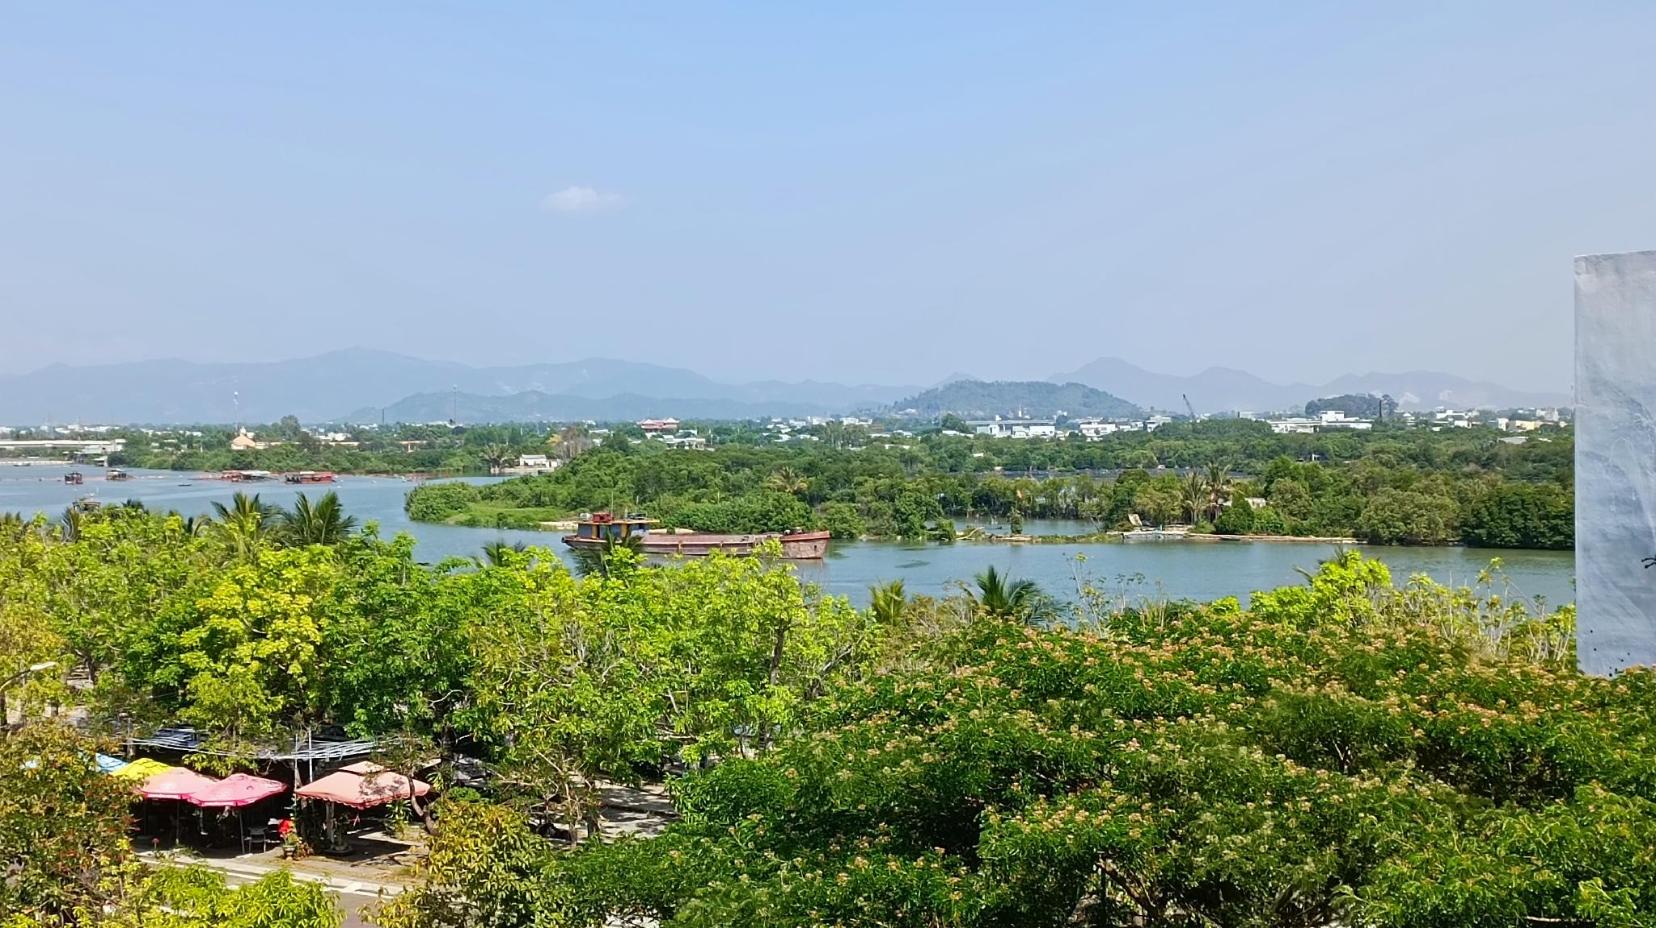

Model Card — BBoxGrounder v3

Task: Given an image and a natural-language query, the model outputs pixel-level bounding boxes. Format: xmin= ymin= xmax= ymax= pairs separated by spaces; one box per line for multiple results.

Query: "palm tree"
xmin=58 ymin=505 xmax=84 ymax=542
xmin=282 ymin=491 xmax=358 ymax=546
xmin=479 ymin=539 xmax=529 ymax=567
xmin=764 ymin=467 xmax=808 ymax=496
xmin=211 ymin=492 xmax=279 ymax=562
xmin=569 ymin=533 xmax=643 ymax=579
xmin=1180 ymin=472 xmax=1209 ymax=526
xmin=868 ymin=580 xmax=908 ymax=625
xmin=972 ymin=565 xmax=1041 ymax=619
xmin=1204 ymin=461 xmax=1233 ymax=523
xmin=480 ymin=444 xmax=513 ymax=475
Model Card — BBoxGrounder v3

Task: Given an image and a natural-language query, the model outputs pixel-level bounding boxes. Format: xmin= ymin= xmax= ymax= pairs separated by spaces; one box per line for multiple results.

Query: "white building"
xmin=1074 ymin=419 xmax=1120 ymax=440
xmin=970 ymin=419 xmax=1059 ymax=439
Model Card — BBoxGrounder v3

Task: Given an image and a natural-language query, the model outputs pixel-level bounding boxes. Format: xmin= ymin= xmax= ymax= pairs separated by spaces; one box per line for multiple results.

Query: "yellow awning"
xmin=109 ymin=758 xmax=174 ymax=781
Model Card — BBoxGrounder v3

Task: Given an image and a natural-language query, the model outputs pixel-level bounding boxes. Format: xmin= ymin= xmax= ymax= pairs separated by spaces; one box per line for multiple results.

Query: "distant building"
xmin=229 ymin=429 xmax=262 ymax=451
xmin=637 ymin=418 xmax=680 ymax=434
xmin=969 ymin=418 xmax=1059 ymax=439
xmin=1074 ymin=419 xmax=1120 ymax=440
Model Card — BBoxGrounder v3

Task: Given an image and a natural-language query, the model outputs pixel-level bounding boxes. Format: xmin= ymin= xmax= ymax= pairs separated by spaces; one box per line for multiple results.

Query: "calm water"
xmin=0 ymin=464 xmax=1576 ymax=609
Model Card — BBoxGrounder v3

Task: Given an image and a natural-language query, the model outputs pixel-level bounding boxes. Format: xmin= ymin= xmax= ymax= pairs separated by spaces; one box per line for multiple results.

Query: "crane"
xmin=1182 ymin=393 xmax=1197 ymax=421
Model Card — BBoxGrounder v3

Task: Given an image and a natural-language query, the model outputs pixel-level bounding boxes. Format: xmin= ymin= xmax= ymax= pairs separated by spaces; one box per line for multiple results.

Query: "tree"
xmin=501 ymin=556 xmax=1614 ymax=928
xmin=1355 ymin=488 xmax=1459 ymax=545
xmin=279 ymin=491 xmax=357 ymax=546
xmin=1180 ymin=471 xmax=1210 ymax=526
xmin=210 ymin=492 xmax=280 ymax=563
xmin=868 ymin=580 xmax=908 ymax=626
xmin=971 ymin=565 xmax=1040 ymax=619
xmin=1132 ymin=480 xmax=1181 ymax=527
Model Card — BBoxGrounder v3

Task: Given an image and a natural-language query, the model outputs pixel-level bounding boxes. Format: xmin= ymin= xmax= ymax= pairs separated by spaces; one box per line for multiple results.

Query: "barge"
xmin=562 ymin=512 xmax=830 ymax=559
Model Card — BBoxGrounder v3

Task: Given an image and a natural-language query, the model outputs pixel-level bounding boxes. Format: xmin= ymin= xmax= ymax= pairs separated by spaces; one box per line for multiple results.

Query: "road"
xmin=142 ymin=851 xmax=399 ymax=927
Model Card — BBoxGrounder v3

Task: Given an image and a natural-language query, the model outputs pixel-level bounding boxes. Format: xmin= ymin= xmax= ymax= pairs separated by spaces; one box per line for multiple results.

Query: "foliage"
xmin=491 ymin=554 xmax=1611 ymax=928
xmin=1460 ymin=481 xmax=1574 ymax=550
xmin=0 ymin=724 xmax=336 ymax=928
xmin=404 ymin=423 xmax=1575 ymax=547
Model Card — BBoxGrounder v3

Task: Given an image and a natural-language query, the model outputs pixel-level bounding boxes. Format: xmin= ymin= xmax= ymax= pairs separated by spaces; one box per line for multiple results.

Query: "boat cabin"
xmin=571 ymin=512 xmax=655 ymax=542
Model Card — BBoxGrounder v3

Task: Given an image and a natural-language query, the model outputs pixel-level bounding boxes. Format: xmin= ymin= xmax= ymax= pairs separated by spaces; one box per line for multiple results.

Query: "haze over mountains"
xmin=1049 ymin=358 xmax=1571 ymax=415
xmin=0 ymin=349 xmax=1568 ymax=425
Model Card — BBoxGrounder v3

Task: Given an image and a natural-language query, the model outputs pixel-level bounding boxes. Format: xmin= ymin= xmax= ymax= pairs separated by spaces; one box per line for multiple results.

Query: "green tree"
xmin=971 ymin=565 xmax=1040 ymax=619
xmin=279 ymin=491 xmax=358 ymax=546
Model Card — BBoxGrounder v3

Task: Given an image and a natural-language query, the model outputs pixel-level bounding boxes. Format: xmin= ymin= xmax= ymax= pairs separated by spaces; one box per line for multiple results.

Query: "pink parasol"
xmin=137 ymin=768 xmax=221 ymax=801
xmin=296 ymin=769 xmax=431 ymax=810
xmin=186 ymin=773 xmax=286 ymax=809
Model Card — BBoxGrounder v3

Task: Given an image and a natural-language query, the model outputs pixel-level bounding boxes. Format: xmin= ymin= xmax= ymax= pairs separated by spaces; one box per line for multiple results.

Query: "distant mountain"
xmin=347 ymin=391 xmax=844 ymax=424
xmin=1050 ymin=357 xmax=1569 ymax=413
xmin=891 ymin=380 xmax=1141 ymax=420
xmin=0 ymin=349 xmax=922 ymax=424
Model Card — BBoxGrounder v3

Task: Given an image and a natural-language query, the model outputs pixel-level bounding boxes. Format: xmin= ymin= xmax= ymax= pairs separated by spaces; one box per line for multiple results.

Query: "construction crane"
xmin=1182 ymin=393 xmax=1198 ymax=421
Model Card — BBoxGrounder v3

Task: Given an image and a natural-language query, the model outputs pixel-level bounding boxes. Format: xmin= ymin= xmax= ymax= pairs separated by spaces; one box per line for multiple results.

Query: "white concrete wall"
xmin=1576 ymin=250 xmax=1656 ymax=675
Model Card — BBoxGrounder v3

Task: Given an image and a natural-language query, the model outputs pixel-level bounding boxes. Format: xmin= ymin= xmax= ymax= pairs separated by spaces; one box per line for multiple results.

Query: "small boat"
xmin=106 ymin=469 xmax=131 ymax=481
xmin=64 ymin=471 xmax=84 ymax=485
xmin=284 ymin=471 xmax=337 ymax=484
xmin=562 ymin=512 xmax=831 ymax=559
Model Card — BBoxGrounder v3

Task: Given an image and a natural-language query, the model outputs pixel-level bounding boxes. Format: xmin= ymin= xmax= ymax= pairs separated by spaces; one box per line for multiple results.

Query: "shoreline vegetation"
xmin=10 ymin=497 xmax=1643 ymax=927
xmin=400 ymin=419 xmax=1573 ymax=551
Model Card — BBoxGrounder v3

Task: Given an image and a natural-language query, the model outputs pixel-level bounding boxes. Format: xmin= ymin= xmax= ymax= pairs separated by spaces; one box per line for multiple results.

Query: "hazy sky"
xmin=4 ymin=3 xmax=1653 ymax=389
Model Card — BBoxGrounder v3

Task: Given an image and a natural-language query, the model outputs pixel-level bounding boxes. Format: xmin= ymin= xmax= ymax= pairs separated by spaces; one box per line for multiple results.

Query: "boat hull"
xmin=563 ymin=530 xmax=831 ymax=559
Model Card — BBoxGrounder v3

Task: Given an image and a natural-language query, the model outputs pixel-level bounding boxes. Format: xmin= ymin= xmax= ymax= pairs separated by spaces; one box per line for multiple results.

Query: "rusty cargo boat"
xmin=562 ymin=512 xmax=830 ymax=559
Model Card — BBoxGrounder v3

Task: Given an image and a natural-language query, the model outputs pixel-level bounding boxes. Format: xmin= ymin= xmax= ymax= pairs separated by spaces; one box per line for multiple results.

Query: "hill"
xmin=346 ymin=390 xmax=844 ymax=424
xmin=891 ymin=380 xmax=1141 ymax=420
xmin=1050 ymin=357 xmax=1569 ymax=413
xmin=0 ymin=349 xmax=920 ymax=424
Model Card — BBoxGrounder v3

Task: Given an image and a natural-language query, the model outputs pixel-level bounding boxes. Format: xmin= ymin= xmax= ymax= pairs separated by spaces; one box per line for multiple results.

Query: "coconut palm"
xmin=211 ymin=492 xmax=279 ymax=562
xmin=58 ymin=505 xmax=83 ymax=542
xmin=764 ymin=467 xmax=808 ymax=496
xmin=868 ymin=580 xmax=908 ymax=625
xmin=1180 ymin=472 xmax=1209 ymax=526
xmin=478 ymin=444 xmax=513 ymax=475
xmin=971 ymin=565 xmax=1041 ymax=619
xmin=1204 ymin=461 xmax=1234 ymax=523
xmin=282 ymin=491 xmax=358 ymax=546
xmin=479 ymin=539 xmax=529 ymax=567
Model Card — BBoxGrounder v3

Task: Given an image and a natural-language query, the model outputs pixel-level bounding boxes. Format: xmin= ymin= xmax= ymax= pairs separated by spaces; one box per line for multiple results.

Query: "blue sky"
xmin=3 ymin=3 xmax=1653 ymax=389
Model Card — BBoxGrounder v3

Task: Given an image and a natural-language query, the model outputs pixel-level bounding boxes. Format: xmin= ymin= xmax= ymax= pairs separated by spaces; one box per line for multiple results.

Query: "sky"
xmin=3 ymin=3 xmax=1653 ymax=390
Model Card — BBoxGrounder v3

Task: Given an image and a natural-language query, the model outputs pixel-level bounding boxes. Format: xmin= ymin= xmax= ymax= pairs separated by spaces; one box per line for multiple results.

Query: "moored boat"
xmin=106 ymin=468 xmax=130 ymax=481
xmin=284 ymin=471 xmax=337 ymax=484
xmin=562 ymin=512 xmax=831 ymax=559
xmin=64 ymin=471 xmax=84 ymax=485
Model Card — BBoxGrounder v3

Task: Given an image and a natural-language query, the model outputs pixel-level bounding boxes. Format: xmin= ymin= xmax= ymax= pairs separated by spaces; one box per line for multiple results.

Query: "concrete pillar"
xmin=1575 ymin=250 xmax=1656 ymax=675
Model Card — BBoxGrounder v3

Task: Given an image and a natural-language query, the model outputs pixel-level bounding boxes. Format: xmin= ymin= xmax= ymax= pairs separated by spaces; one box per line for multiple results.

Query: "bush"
xmin=1461 ymin=482 xmax=1573 ymax=549
xmin=818 ymin=501 xmax=867 ymax=540
xmin=404 ymin=482 xmax=482 ymax=522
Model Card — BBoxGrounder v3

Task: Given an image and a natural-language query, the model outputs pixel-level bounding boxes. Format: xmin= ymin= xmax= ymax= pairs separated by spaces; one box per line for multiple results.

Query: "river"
xmin=0 ymin=465 xmax=1576 ymax=609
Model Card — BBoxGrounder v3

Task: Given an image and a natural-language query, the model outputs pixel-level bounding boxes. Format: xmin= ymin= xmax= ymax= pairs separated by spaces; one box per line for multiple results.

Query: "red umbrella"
xmin=137 ymin=768 xmax=220 ymax=801
xmin=186 ymin=773 xmax=286 ymax=809
xmin=297 ymin=769 xmax=431 ymax=810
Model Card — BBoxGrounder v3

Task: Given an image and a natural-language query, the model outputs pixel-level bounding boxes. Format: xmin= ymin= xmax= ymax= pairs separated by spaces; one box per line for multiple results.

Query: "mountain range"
xmin=0 ymin=349 xmax=1568 ymax=425
xmin=0 ymin=349 xmax=921 ymax=424
xmin=1049 ymin=358 xmax=1571 ymax=414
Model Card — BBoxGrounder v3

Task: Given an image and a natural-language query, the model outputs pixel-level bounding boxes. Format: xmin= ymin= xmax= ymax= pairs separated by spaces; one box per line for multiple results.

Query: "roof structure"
xmin=128 ymin=726 xmax=376 ymax=762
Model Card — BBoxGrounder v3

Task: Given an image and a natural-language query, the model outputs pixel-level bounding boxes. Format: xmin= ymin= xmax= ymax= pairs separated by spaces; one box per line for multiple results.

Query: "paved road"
xmin=141 ymin=851 xmax=399 ymax=927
